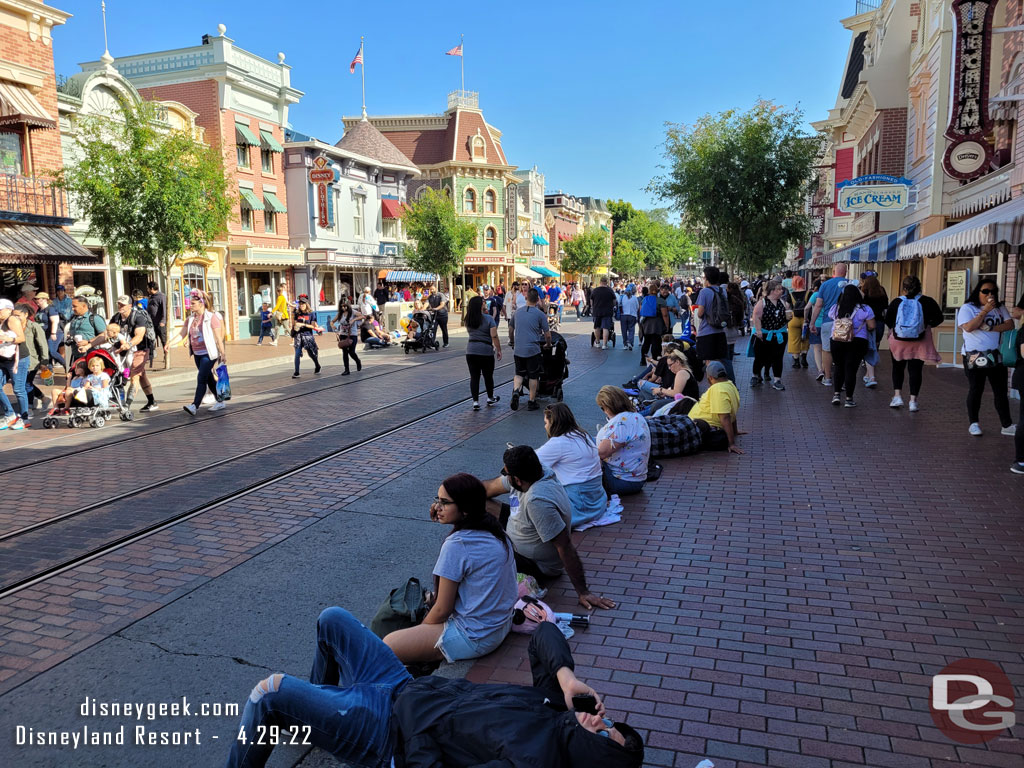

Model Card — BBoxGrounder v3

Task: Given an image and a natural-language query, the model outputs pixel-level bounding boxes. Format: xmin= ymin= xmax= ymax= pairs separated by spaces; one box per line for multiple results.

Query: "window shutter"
xmin=327 ymin=169 xmax=340 ymax=227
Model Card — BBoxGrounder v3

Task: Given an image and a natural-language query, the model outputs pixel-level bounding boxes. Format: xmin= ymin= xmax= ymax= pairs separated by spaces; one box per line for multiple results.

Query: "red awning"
xmin=381 ymin=199 xmax=408 ymax=219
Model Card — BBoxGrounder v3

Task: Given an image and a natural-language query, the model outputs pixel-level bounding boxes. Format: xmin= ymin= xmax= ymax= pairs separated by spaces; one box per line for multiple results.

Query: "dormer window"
xmin=471 ymin=130 xmax=486 ymax=161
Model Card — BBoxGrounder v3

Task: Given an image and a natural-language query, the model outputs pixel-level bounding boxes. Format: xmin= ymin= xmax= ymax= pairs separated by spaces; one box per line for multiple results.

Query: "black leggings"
xmin=891 ymin=357 xmax=924 ymax=396
xmin=640 ymin=329 xmax=662 ymax=365
xmin=466 ymin=353 xmax=495 ymax=401
xmin=341 ymin=337 xmax=360 ymax=372
xmin=963 ymin=362 xmax=1012 ymax=427
xmin=752 ymin=336 xmax=785 ymax=379
xmin=831 ymin=337 xmax=868 ymax=397
xmin=435 ymin=313 xmax=449 ymax=346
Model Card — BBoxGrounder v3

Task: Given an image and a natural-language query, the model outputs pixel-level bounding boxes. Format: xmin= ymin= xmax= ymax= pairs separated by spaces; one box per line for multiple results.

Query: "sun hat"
xmin=116 ymin=295 xmax=131 ymax=306
xmin=36 ymin=291 xmax=51 ymax=300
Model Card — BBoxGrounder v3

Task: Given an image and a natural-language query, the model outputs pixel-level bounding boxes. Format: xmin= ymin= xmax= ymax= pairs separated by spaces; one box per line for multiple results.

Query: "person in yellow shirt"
xmin=688 ymin=361 xmax=744 ymax=454
xmin=271 ymin=285 xmax=290 ymax=347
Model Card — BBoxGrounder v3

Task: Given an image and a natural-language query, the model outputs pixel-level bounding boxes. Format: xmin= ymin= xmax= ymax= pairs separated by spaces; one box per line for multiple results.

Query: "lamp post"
xmin=557 ymin=247 xmax=564 ymax=282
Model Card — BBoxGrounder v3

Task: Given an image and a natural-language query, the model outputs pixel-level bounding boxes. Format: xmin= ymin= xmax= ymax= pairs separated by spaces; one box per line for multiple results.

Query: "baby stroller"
xmin=546 ymin=303 xmax=561 ymax=333
xmin=402 ymin=309 xmax=440 ymax=354
xmin=537 ymin=332 xmax=569 ymax=401
xmin=41 ymin=348 xmax=133 ymax=429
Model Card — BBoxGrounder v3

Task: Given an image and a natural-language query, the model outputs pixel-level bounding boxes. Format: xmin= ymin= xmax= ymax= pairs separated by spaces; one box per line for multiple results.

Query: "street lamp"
xmin=557 ymin=248 xmax=565 ymax=282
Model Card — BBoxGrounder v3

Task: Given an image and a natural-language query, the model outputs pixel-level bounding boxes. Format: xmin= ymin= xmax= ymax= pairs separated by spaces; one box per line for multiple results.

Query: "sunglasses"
xmin=980 ymin=288 xmax=997 ymax=295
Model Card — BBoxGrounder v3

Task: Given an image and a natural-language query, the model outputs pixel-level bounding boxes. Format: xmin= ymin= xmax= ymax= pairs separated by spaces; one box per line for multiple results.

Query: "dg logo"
xmin=931 ymin=658 xmax=1016 ymax=744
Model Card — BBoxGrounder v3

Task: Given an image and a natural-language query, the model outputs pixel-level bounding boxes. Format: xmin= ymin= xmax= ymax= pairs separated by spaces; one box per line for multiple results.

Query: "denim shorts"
xmin=435 ymin=617 xmax=508 ymax=663
xmin=820 ymin=321 xmax=835 ymax=352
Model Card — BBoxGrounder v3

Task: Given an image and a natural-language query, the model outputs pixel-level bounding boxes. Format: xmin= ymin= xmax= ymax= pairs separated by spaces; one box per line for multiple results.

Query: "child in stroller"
xmin=537 ymin=331 xmax=569 ymax=402
xmin=402 ymin=308 xmax=440 ymax=353
xmin=43 ymin=348 xmax=133 ymax=428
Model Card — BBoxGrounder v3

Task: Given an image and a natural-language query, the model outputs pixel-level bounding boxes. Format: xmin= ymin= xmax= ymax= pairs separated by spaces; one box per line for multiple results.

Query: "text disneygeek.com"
xmin=14 ymin=696 xmax=240 ymax=749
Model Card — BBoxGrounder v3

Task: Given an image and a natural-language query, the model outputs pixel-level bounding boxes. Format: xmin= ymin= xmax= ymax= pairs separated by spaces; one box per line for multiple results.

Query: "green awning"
xmin=263 ymin=191 xmax=287 ymax=213
xmin=260 ymin=129 xmax=284 ymax=153
xmin=533 ymin=266 xmax=558 ymax=277
xmin=532 ymin=234 xmax=549 ymax=246
xmin=600 ymin=224 xmax=610 ymax=232
xmin=235 ymin=122 xmax=260 ymax=146
xmin=239 ymin=188 xmax=265 ymax=211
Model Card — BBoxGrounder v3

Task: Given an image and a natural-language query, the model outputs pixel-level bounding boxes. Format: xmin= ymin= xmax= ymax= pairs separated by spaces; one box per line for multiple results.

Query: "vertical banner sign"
xmin=505 ymin=183 xmax=518 ymax=242
xmin=944 ymin=0 xmax=996 ymax=180
xmin=308 ymin=156 xmax=335 ymax=228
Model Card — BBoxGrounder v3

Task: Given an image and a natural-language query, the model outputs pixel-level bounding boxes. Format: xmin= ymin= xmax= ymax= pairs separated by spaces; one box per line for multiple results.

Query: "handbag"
xmin=337 ymin=335 xmax=353 ymax=349
xmin=965 ymin=349 xmax=1001 ymax=369
xmin=745 ymin=334 xmax=756 ymax=358
xmin=999 ymin=327 xmax=1019 ymax=367
xmin=369 ymin=577 xmax=428 ymax=638
xmin=864 ymin=331 xmax=879 ymax=367
xmin=215 ymin=363 xmax=231 ymax=400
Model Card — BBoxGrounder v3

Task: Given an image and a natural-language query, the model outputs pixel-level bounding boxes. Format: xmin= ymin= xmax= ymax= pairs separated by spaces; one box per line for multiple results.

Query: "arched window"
xmin=484 ymin=189 xmax=496 ymax=213
xmin=182 ymin=262 xmax=207 ymax=293
xmin=485 ymin=227 xmax=497 ymax=250
xmin=472 ymin=135 xmax=486 ymax=161
xmin=464 ymin=187 xmax=477 ymax=212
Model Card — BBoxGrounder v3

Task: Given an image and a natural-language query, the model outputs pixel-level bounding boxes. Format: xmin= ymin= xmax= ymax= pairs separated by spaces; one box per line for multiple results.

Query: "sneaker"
xmin=889 ymin=395 xmax=904 ymax=408
xmin=771 ymin=380 xmax=785 ymax=391
xmin=822 ymin=378 xmax=833 ymax=386
xmin=183 ymin=404 xmax=198 ymax=416
xmin=792 ymin=358 xmax=801 ymax=369
xmin=314 ymin=366 xmax=322 ymax=374
xmin=844 ymin=399 xmax=857 ymax=408
xmin=831 ymin=393 xmax=841 ymax=406
xmin=292 ymin=373 xmax=300 ymax=379
xmin=1011 ymin=462 xmax=1024 ymax=474
xmin=256 ymin=342 xmax=262 ymax=346
xmin=510 ymin=390 xmax=520 ymax=411
xmin=815 ymin=372 xmax=825 ymax=382
xmin=750 ymin=376 xmax=762 ymax=387
xmin=472 ymin=401 xmax=481 ymax=411
xmin=202 ymin=393 xmax=216 ymax=405
xmin=0 ymin=418 xmax=9 ymax=431
xmin=9 ymin=417 xmax=24 ymax=430
xmin=622 ymin=382 xmax=637 ymax=389
xmin=909 ymin=400 xmax=919 ymax=412
xmin=865 ymin=378 xmax=878 ymax=389
xmin=341 ymin=371 xmax=350 ymax=376
xmin=1001 ymin=424 xmax=1017 ymax=436
xmin=209 ymin=401 xmax=226 ymax=412
xmin=801 ymin=356 xmax=809 ymax=369
xmin=969 ymin=422 xmax=983 ymax=436
xmin=527 ymin=400 xmax=539 ymax=411
xmin=486 ymin=395 xmax=501 ymax=406
xmin=140 ymin=402 xmax=159 ymax=412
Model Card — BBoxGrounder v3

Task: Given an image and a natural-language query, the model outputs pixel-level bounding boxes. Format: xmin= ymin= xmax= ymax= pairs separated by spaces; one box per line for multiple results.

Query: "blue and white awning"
xmin=384 ymin=270 xmax=439 ymax=283
xmin=828 ymin=223 xmax=918 ymax=264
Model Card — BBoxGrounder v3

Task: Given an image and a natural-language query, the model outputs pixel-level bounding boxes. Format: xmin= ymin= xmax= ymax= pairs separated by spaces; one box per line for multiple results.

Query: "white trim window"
xmin=353 ymin=193 xmax=365 ymax=239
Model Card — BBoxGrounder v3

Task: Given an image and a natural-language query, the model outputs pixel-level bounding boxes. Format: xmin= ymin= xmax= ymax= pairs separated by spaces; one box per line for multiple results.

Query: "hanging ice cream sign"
xmin=836 ymin=175 xmax=912 ymax=213
xmin=943 ymin=0 xmax=996 ymax=180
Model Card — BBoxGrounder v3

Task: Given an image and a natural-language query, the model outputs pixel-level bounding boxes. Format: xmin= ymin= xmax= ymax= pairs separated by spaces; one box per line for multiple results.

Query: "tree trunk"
xmin=162 ymin=267 xmax=173 ymax=370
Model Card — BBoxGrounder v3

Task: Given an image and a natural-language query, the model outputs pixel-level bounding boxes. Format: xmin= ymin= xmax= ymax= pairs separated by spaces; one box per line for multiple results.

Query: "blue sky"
xmin=52 ymin=0 xmax=852 ymax=209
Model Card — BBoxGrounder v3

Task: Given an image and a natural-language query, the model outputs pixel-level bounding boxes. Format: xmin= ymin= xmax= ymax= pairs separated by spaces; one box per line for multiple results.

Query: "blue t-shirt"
xmin=664 ymin=293 xmax=680 ymax=318
xmin=433 ymin=529 xmax=517 ymax=644
xmin=259 ymin=309 xmax=273 ymax=327
xmin=816 ymin=276 xmax=851 ymax=328
xmin=547 ymin=285 xmax=561 ymax=304
xmin=695 ymin=286 xmax=726 ymax=337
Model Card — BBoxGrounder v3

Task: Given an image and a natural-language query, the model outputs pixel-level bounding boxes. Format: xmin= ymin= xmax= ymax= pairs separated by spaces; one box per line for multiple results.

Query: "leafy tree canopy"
xmin=403 ymin=188 xmax=478 ymax=277
xmin=559 ymin=228 xmax=609 ymax=276
xmin=612 ymin=208 xmax=698 ymax=276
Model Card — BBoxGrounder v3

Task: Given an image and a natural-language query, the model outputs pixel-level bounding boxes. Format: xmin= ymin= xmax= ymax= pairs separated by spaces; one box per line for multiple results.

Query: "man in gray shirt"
xmin=507 ymin=288 xmax=550 ymax=411
xmin=483 ymin=446 xmax=615 ymax=611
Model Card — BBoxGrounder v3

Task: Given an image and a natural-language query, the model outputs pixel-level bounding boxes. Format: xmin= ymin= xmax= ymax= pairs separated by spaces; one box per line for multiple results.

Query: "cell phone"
xmin=572 ymin=694 xmax=598 ymax=714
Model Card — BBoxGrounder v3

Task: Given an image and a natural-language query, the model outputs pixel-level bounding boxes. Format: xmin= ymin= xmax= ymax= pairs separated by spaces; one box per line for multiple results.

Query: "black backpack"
xmin=128 ymin=308 xmax=156 ymax=346
xmin=707 ymin=286 xmax=730 ymax=330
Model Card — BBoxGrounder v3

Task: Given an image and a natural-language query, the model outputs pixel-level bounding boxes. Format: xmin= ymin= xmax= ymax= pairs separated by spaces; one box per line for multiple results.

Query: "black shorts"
xmin=593 ymin=314 xmax=613 ymax=331
xmin=696 ymin=332 xmax=728 ymax=362
xmin=514 ymin=353 xmax=543 ymax=380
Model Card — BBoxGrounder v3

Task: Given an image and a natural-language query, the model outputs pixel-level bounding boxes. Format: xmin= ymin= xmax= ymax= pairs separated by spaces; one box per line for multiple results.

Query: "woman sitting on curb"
xmin=535 ymin=403 xmax=606 ymax=529
xmin=383 ymin=473 xmax=517 ymax=665
xmin=595 ymin=386 xmax=651 ymax=497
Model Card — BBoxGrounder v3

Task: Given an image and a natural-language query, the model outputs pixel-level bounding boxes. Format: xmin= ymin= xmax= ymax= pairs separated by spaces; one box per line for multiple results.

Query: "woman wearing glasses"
xmin=383 ymin=473 xmax=517 ymax=665
xmin=957 ymin=279 xmax=1015 ymax=436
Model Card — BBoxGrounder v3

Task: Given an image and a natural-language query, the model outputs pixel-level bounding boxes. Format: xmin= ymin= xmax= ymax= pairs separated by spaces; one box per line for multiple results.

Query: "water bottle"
xmin=39 ymin=364 xmax=54 ymax=387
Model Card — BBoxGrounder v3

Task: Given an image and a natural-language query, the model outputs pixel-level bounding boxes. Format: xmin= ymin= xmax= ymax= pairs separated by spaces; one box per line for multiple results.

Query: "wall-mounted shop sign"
xmin=308 ymin=156 xmax=336 ymax=229
xmin=943 ymin=0 xmax=996 ymax=180
xmin=505 ymin=183 xmax=518 ymax=242
xmin=836 ymin=175 xmax=912 ymax=212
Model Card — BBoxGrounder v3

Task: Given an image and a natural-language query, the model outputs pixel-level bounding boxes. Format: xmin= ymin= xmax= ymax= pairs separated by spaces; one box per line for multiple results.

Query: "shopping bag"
xmin=1000 ymin=327 xmax=1019 ymax=367
xmin=215 ymin=363 xmax=232 ymax=401
xmin=745 ymin=334 xmax=756 ymax=358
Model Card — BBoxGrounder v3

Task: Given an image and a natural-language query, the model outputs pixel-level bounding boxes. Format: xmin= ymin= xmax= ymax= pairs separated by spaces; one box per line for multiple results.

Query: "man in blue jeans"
xmin=225 ymin=607 xmax=644 ymax=768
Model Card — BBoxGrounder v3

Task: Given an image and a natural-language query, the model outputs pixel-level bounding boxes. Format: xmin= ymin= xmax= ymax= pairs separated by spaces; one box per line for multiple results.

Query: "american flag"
xmin=349 ymin=44 xmax=363 ymax=74
xmin=445 ymin=43 xmax=463 ymax=57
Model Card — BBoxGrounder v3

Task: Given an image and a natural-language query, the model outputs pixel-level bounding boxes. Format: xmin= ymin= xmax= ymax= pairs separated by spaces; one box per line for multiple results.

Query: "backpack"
xmin=894 ymin=295 xmax=925 ymax=340
xmin=130 ymin=308 xmax=157 ymax=346
xmin=639 ymin=294 xmax=658 ymax=318
xmin=831 ymin=314 xmax=854 ymax=343
xmin=707 ymin=286 xmax=730 ymax=330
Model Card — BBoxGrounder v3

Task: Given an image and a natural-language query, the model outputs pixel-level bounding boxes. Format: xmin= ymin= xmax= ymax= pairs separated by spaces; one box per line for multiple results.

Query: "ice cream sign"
xmin=836 ymin=175 xmax=912 ymax=213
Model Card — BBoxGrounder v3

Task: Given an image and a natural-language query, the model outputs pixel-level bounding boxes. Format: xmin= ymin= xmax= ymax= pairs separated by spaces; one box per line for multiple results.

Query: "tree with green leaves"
xmin=402 ymin=188 xmax=478 ymax=282
xmin=606 ymin=199 xmax=641 ymax=231
xmin=648 ymin=100 xmax=816 ymax=276
xmin=54 ymin=99 xmax=233 ymax=368
xmin=559 ymin=228 xmax=609 ymax=277
xmin=611 ymin=208 xmax=698 ymax=277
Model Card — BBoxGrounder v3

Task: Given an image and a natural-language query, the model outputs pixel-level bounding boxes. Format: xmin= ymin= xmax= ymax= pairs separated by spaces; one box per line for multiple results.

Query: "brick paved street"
xmin=0 ymin=324 xmax=1020 ymax=768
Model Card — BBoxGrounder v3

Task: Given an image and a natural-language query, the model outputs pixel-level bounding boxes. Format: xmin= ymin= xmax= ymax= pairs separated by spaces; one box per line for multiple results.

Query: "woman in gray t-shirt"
xmin=383 ymin=473 xmax=517 ymax=664
xmin=463 ymin=296 xmax=502 ymax=410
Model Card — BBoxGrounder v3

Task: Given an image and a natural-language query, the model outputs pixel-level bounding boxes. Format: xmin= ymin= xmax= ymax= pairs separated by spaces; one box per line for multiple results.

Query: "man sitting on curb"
xmin=224 ymin=607 xmax=644 ymax=768
xmin=688 ymin=360 xmax=744 ymax=454
xmin=483 ymin=445 xmax=615 ymax=610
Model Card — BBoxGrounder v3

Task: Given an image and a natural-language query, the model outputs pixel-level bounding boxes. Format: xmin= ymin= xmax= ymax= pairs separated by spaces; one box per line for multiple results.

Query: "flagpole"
xmin=460 ymin=33 xmax=464 ymax=93
xmin=360 ymin=36 xmax=366 ymax=119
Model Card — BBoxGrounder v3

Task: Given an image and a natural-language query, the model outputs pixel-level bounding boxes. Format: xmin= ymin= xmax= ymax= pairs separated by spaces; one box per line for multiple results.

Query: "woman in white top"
xmin=535 ymin=403 xmax=605 ymax=529
xmin=957 ymin=278 xmax=1015 ymax=436
xmin=165 ymin=290 xmax=227 ymax=416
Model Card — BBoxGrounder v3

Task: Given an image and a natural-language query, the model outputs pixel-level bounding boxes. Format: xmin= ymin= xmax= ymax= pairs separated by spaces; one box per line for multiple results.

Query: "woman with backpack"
xmin=956 ymin=278 xmax=1015 ymax=436
xmin=883 ymin=275 xmax=943 ymax=412
xmin=827 ymin=284 xmax=875 ymax=407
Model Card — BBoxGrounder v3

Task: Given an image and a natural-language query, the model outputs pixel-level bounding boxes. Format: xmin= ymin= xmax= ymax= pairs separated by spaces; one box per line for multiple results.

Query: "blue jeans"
xmin=637 ymin=379 xmax=659 ymax=398
xmin=48 ymin=333 xmax=66 ymax=370
xmin=0 ymin=360 xmax=14 ymax=419
xmin=192 ymin=354 xmax=218 ymax=409
xmin=11 ymin=356 xmax=29 ymax=418
xmin=256 ymin=325 xmax=274 ymax=343
xmin=601 ymin=460 xmax=645 ymax=496
xmin=224 ymin=608 xmax=411 ymax=768
xmin=620 ymin=315 xmax=637 ymax=347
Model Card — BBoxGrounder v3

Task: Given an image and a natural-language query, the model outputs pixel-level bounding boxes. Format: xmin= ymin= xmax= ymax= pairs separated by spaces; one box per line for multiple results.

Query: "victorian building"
xmin=579 ymin=196 xmax=614 ymax=278
xmin=283 ymin=118 xmax=419 ymax=326
xmin=543 ymin=190 xmax=585 ymax=280
xmin=82 ymin=24 xmax=303 ymax=338
xmin=0 ymin=0 xmax=96 ymax=304
xmin=348 ymin=90 xmax=521 ymax=290
xmin=514 ymin=165 xmax=548 ymax=280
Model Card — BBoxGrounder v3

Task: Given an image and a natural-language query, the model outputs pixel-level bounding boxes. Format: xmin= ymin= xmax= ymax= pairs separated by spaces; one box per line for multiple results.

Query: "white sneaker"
xmin=209 ymin=401 xmax=226 ymax=412
xmin=969 ymin=422 xmax=983 ymax=436
xmin=908 ymin=400 xmax=919 ymax=412
xmin=201 ymin=393 xmax=216 ymax=405
xmin=889 ymin=395 xmax=903 ymax=408
xmin=1001 ymin=424 xmax=1017 ymax=436
xmin=183 ymin=404 xmax=198 ymax=416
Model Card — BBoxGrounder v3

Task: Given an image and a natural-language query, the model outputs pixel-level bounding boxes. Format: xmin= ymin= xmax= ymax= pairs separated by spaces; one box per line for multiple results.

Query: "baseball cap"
xmin=36 ymin=291 xmax=51 ymax=300
xmin=0 ymin=298 xmax=14 ymax=310
xmin=55 ymin=285 xmax=67 ymax=292
xmin=706 ymin=360 xmax=728 ymax=379
xmin=740 ymin=280 xmax=749 ymax=288
xmin=116 ymin=294 xmax=132 ymax=306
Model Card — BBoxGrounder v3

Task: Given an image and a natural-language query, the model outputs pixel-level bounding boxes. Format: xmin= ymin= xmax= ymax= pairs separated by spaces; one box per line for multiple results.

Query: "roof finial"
xmin=100 ymin=1 xmax=113 ymax=65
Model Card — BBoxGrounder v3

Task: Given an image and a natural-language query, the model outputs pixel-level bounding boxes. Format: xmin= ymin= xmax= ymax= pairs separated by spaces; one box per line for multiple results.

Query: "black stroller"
xmin=402 ymin=309 xmax=440 ymax=354
xmin=537 ymin=332 xmax=569 ymax=401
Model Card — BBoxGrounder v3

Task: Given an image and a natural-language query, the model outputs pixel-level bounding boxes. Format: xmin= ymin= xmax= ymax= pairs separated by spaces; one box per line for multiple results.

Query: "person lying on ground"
xmin=596 ymin=386 xmax=651 ymax=497
xmin=688 ymin=360 xmax=744 ymax=454
xmin=223 ymin=608 xmax=644 ymax=768
xmin=535 ymin=403 xmax=606 ymax=529
xmin=383 ymin=473 xmax=517 ymax=665
xmin=639 ymin=349 xmax=699 ymax=416
xmin=647 ymin=399 xmax=704 ymax=459
xmin=482 ymin=445 xmax=615 ymax=610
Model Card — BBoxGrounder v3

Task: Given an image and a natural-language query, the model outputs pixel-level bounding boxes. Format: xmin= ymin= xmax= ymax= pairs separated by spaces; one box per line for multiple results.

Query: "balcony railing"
xmin=0 ymin=173 xmax=71 ymax=223
xmin=855 ymin=0 xmax=881 ymax=13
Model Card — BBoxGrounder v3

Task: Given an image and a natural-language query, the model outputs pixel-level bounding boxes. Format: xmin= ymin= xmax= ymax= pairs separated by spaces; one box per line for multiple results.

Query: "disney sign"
xmin=836 ymin=175 xmax=912 ymax=213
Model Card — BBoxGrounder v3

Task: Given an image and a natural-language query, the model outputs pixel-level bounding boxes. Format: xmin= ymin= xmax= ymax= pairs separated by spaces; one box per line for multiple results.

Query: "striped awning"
xmin=259 ymin=129 xmax=283 ymax=153
xmin=899 ymin=195 xmax=1024 ymax=260
xmin=263 ymin=191 xmax=287 ymax=213
xmin=532 ymin=234 xmax=549 ymax=246
xmin=0 ymin=222 xmax=100 ymax=264
xmin=827 ymin=223 xmax=918 ymax=264
xmin=235 ymin=122 xmax=260 ymax=146
xmin=239 ymin=188 xmax=264 ymax=211
xmin=385 ymin=270 xmax=438 ymax=282
xmin=0 ymin=81 xmax=56 ymax=129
